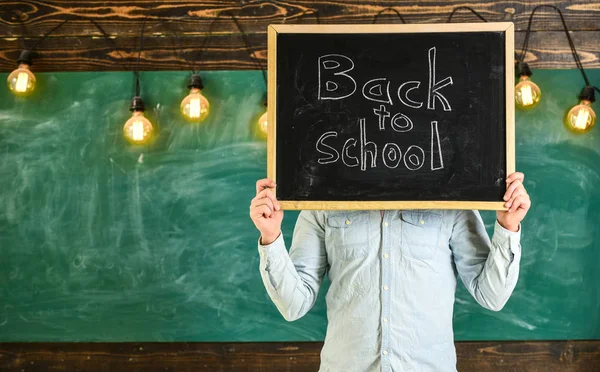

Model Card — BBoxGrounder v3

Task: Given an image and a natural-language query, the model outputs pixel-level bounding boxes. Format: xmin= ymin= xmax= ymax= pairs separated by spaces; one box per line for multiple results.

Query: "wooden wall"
xmin=0 ymin=1 xmax=599 ymax=72
xmin=1 ymin=341 xmax=600 ymax=371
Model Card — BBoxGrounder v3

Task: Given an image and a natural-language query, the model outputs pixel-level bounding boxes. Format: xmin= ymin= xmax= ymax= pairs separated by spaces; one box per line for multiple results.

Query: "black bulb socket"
xmin=188 ymin=74 xmax=204 ymax=90
xmin=579 ymin=86 xmax=596 ymax=103
xmin=129 ymin=96 xmax=145 ymax=112
xmin=517 ymin=62 xmax=532 ymax=77
xmin=17 ymin=50 xmax=33 ymax=66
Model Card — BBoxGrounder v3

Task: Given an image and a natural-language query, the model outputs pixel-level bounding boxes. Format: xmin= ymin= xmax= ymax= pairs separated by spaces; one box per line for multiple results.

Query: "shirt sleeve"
xmin=449 ymin=210 xmax=522 ymax=311
xmin=257 ymin=210 xmax=328 ymax=321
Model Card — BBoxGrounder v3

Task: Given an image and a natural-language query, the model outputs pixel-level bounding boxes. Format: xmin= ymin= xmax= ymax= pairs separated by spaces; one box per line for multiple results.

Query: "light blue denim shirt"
xmin=258 ymin=209 xmax=521 ymax=372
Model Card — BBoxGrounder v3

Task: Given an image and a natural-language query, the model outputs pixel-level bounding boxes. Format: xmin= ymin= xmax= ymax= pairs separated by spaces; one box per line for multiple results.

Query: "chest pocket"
xmin=326 ymin=212 xmax=370 ymax=261
xmin=401 ymin=211 xmax=442 ymax=260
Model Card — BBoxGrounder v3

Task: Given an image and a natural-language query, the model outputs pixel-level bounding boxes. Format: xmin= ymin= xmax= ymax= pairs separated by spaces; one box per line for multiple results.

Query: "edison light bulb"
xmin=180 ymin=88 xmax=210 ymax=122
xmin=124 ymin=111 xmax=154 ymax=145
xmin=257 ymin=109 xmax=268 ymax=137
xmin=565 ymin=100 xmax=596 ymax=133
xmin=7 ymin=64 xmax=36 ymax=96
xmin=515 ymin=75 xmax=541 ymax=110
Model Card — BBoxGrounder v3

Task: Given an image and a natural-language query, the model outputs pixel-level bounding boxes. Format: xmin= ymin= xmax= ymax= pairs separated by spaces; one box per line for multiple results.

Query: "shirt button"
xmin=384 ymin=222 xmax=389 ymax=227
xmin=383 ymin=253 xmax=389 ymax=259
xmin=383 ymin=317 xmax=388 ymax=323
xmin=382 ymin=350 xmax=388 ymax=356
xmin=383 ymin=285 xmax=389 ymax=291
xmin=345 ymin=219 xmax=351 ymax=225
xmin=419 ymin=219 xmax=425 ymax=225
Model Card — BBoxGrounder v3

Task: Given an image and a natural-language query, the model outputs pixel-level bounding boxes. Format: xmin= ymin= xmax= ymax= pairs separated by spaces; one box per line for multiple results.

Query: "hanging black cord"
xmin=89 ymin=20 xmax=116 ymax=46
xmin=12 ymin=11 xmax=28 ymax=50
xmin=13 ymin=16 xmax=134 ymax=72
xmin=87 ymin=19 xmax=135 ymax=72
xmin=124 ymin=18 xmax=197 ymax=74
xmin=224 ymin=12 xmax=267 ymax=86
xmin=519 ymin=5 xmax=597 ymax=94
xmin=237 ymin=9 xmax=322 ymax=87
xmin=134 ymin=18 xmax=146 ymax=97
xmin=163 ymin=23 xmax=196 ymax=73
xmin=27 ymin=19 xmax=69 ymax=50
xmin=447 ymin=6 xmax=488 ymax=23
xmin=372 ymin=8 xmax=407 ymax=24
xmin=194 ymin=17 xmax=223 ymax=75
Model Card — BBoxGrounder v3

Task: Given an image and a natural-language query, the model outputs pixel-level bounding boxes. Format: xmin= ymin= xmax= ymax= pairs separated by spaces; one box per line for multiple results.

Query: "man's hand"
xmin=250 ymin=178 xmax=283 ymax=245
xmin=497 ymin=172 xmax=531 ymax=232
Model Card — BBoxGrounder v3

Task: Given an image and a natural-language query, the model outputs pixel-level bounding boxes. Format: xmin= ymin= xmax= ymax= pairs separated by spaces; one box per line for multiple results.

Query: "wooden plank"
xmin=269 ymin=22 xmax=516 ymax=33
xmin=0 ymin=0 xmax=598 ymax=39
xmin=505 ymin=24 xmax=515 ymax=177
xmin=0 ymin=342 xmax=323 ymax=372
xmin=0 ymin=33 xmax=268 ymax=72
xmin=0 ymin=30 xmax=598 ymax=72
xmin=456 ymin=340 xmax=600 ymax=372
xmin=278 ymin=201 xmax=508 ymax=211
xmin=0 ymin=341 xmax=599 ymax=371
xmin=517 ymin=31 xmax=600 ymax=69
xmin=266 ymin=25 xmax=277 ymax=187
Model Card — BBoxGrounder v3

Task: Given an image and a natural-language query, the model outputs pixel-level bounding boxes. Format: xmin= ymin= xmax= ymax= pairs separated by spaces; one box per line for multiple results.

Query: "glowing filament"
xmin=520 ymin=85 xmax=533 ymax=106
xmin=574 ymin=108 xmax=590 ymax=130
xmin=15 ymin=72 xmax=29 ymax=92
xmin=132 ymin=120 xmax=145 ymax=141
xmin=189 ymin=97 xmax=202 ymax=118
xmin=180 ymin=89 xmax=210 ymax=122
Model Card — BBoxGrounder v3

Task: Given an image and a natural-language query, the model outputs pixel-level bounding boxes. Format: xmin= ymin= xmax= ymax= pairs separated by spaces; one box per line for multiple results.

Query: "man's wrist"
xmin=260 ymin=231 xmax=281 ymax=246
xmin=497 ymin=219 xmax=519 ymax=232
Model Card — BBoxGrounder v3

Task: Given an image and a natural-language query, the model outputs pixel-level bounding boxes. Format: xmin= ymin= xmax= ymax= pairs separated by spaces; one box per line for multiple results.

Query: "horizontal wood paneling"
xmin=0 ymin=1 xmax=599 ymax=71
xmin=0 ymin=341 xmax=599 ymax=371
xmin=0 ymin=30 xmax=598 ymax=72
xmin=0 ymin=33 xmax=268 ymax=72
xmin=456 ymin=340 xmax=600 ymax=371
xmin=1 ymin=0 xmax=599 ymax=37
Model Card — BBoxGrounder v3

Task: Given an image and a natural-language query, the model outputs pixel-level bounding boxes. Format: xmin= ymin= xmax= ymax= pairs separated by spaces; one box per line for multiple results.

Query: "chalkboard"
xmin=1 ymin=69 xmax=599 ymax=342
xmin=267 ymin=24 xmax=515 ymax=210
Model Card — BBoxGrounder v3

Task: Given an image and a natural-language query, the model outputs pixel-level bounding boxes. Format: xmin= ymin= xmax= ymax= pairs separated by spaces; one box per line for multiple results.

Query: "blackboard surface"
xmin=269 ymin=24 xmax=514 ymax=209
xmin=0 ymin=69 xmax=599 ymax=341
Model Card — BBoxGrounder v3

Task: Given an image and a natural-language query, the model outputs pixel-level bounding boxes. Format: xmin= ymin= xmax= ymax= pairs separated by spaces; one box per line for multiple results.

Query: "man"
xmin=249 ymin=172 xmax=530 ymax=372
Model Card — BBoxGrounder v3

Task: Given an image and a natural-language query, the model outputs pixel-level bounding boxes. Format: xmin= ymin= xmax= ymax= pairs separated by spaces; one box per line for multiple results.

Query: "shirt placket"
xmin=380 ymin=210 xmax=392 ymax=371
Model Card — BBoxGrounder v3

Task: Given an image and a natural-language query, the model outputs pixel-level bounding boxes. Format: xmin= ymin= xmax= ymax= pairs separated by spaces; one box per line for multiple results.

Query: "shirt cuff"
xmin=257 ymin=233 xmax=286 ymax=261
xmin=492 ymin=220 xmax=522 ymax=257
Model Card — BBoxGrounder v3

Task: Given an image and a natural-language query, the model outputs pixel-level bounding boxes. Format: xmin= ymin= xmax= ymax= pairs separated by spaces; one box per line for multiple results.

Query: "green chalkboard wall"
xmin=0 ymin=69 xmax=599 ymax=342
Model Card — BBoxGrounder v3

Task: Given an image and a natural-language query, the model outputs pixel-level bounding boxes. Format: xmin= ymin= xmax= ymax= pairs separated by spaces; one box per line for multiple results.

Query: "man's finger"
xmin=505 ymin=188 xmax=526 ymax=208
xmin=250 ymin=197 xmax=271 ymax=210
xmin=505 ymin=172 xmax=524 ymax=191
xmin=506 ymin=172 xmax=524 ymax=184
xmin=257 ymin=188 xmax=280 ymax=210
xmin=256 ymin=178 xmax=276 ymax=194
xmin=252 ymin=198 xmax=275 ymax=213
xmin=509 ymin=195 xmax=530 ymax=213
xmin=253 ymin=204 xmax=273 ymax=218
xmin=509 ymin=196 xmax=523 ymax=213
xmin=503 ymin=179 xmax=522 ymax=201
xmin=518 ymin=195 xmax=532 ymax=211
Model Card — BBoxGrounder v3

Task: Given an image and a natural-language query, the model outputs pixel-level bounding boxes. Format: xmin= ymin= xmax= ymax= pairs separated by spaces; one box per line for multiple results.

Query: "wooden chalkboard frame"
xmin=267 ymin=23 xmax=515 ymax=210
